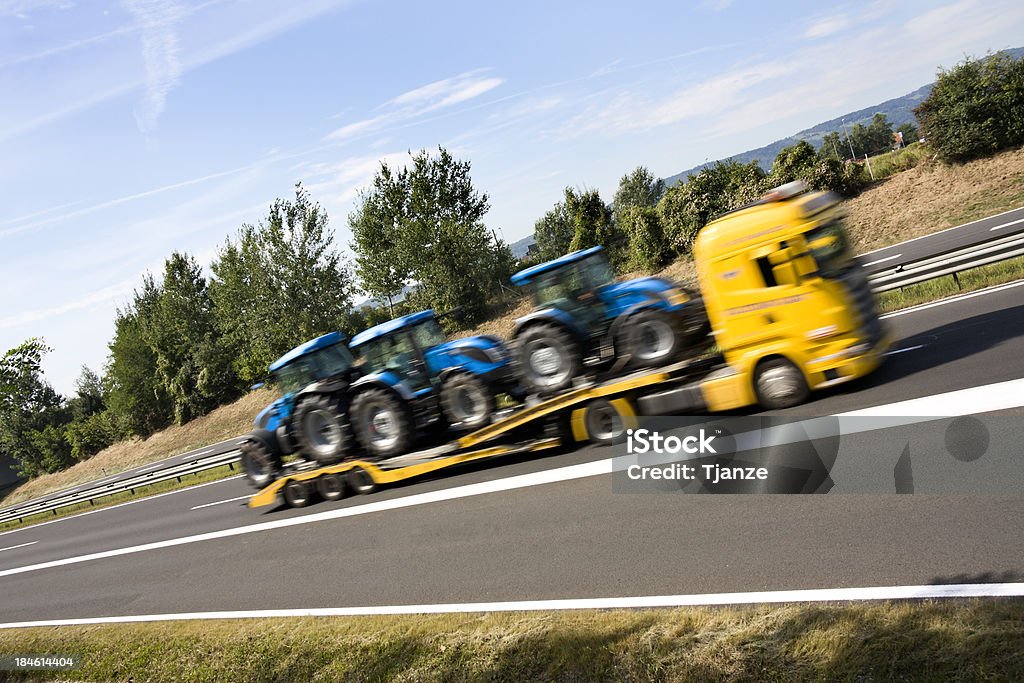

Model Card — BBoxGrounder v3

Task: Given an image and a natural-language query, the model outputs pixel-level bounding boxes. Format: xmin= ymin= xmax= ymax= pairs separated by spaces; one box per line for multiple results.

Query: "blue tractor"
xmin=239 ymin=331 xmax=360 ymax=488
xmin=509 ymin=246 xmax=710 ymax=393
xmin=346 ymin=309 xmax=516 ymax=459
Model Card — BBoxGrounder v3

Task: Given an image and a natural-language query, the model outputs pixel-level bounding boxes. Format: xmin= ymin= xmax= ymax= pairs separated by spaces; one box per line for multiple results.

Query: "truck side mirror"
xmin=771 ymin=262 xmax=800 ymax=286
xmin=793 ymin=254 xmax=819 ymax=279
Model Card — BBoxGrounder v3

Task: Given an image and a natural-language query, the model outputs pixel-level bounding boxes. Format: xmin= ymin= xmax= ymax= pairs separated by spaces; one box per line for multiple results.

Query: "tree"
xmin=0 ymin=339 xmax=72 ymax=477
xmin=768 ymin=141 xmax=867 ymax=197
xmin=349 ymin=163 xmax=413 ymax=315
xmin=612 ymin=166 xmax=665 ymax=228
xmin=896 ymin=122 xmax=919 ymax=146
xmin=211 ymin=183 xmax=355 ymax=384
xmin=819 ymin=131 xmax=846 ymax=161
xmin=349 ymin=148 xmax=513 ymax=323
xmin=105 ymin=280 xmax=174 ymax=435
xmin=565 ymin=187 xmax=621 ymax=266
xmin=915 ymin=52 xmax=1024 ymax=162
xmin=533 ymin=202 xmax=574 ymax=262
xmin=769 ymin=141 xmax=818 ymax=185
xmin=620 ymin=206 xmax=668 ymax=272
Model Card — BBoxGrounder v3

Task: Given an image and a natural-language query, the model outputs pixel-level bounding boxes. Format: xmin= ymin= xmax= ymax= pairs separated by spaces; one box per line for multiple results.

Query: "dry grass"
xmin=845 ymin=144 xmax=1024 ymax=252
xmin=0 ymin=387 xmax=275 ymax=506
xmin=0 ymin=600 xmax=1021 ymax=681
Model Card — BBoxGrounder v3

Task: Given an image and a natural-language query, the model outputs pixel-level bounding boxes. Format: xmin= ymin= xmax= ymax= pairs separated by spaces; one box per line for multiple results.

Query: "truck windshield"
xmin=272 ymin=343 xmax=354 ymax=395
xmin=805 ymin=220 xmax=853 ymax=277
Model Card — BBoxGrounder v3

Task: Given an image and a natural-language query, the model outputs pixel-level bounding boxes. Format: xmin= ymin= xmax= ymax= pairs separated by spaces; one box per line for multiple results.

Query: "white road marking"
xmin=0 ymin=541 xmax=37 ymax=554
xmin=880 ymin=278 xmax=1024 ymax=319
xmin=0 ymin=475 xmax=246 ymax=541
xmin=90 ymin=476 xmax=118 ymax=486
xmin=861 ymin=253 xmax=901 ymax=268
xmin=990 ymin=216 xmax=1024 ymax=231
xmin=191 ymin=495 xmax=251 ymax=511
xmin=0 ymin=582 xmax=1021 ymax=628
xmin=883 ymin=344 xmax=924 ymax=357
xmin=136 ymin=462 xmax=169 ymax=474
xmin=2 ymin=376 xmax=1023 ymax=580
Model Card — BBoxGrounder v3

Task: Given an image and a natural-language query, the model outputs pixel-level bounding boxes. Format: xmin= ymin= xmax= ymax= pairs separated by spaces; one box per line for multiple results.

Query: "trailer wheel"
xmin=239 ymin=436 xmax=282 ymax=489
xmin=624 ymin=309 xmax=682 ymax=368
xmin=283 ymin=479 xmax=314 ymax=508
xmin=754 ymin=357 xmax=809 ymax=410
xmin=316 ymin=473 xmax=347 ymax=502
xmin=515 ymin=323 xmax=579 ymax=393
xmin=440 ymin=373 xmax=496 ymax=430
xmin=347 ymin=467 xmax=377 ymax=495
xmin=583 ymin=399 xmax=627 ymax=444
xmin=293 ymin=394 xmax=350 ymax=465
xmin=351 ymin=388 xmax=415 ymax=459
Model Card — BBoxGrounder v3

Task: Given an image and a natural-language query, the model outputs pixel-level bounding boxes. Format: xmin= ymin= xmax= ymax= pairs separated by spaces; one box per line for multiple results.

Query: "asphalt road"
xmin=859 ymin=205 xmax=1024 ymax=275
xmin=0 ymin=282 xmax=1022 ymax=622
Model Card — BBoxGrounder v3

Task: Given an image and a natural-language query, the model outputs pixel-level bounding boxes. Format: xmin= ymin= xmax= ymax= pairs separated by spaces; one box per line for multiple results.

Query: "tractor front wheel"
xmin=351 ymin=388 xmax=415 ymax=459
xmin=440 ymin=373 xmax=496 ymax=431
xmin=515 ymin=323 xmax=580 ymax=394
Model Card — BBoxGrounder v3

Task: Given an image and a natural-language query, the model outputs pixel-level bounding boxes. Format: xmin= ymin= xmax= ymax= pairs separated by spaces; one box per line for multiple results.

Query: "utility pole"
xmin=841 ymin=118 xmax=856 ymax=161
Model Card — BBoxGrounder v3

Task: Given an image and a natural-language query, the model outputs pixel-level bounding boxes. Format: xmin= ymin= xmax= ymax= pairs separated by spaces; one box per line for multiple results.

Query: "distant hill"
xmin=662 ymin=46 xmax=1024 ymax=187
xmin=510 ymin=234 xmax=536 ymax=259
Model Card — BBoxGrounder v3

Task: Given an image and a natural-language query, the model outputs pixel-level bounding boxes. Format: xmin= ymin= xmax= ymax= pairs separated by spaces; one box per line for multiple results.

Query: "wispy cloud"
xmin=122 ymin=0 xmax=185 ymax=134
xmin=326 ymin=70 xmax=505 ymax=141
xmin=805 ymin=14 xmax=851 ymax=39
xmin=0 ymin=0 xmax=74 ymax=18
xmin=0 ymin=279 xmax=136 ymax=330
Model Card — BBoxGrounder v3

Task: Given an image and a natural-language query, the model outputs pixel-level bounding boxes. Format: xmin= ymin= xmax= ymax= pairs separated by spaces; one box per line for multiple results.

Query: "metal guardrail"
xmin=0 ymin=449 xmax=241 ymax=525
xmin=2 ymin=220 xmax=1022 ymax=526
xmin=866 ymin=231 xmax=1024 ymax=292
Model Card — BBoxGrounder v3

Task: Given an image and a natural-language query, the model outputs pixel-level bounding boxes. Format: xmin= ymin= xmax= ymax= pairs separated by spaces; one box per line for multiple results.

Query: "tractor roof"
xmin=269 ymin=331 xmax=348 ymax=373
xmin=350 ymin=309 xmax=436 ymax=348
xmin=510 ymin=245 xmax=604 ymax=286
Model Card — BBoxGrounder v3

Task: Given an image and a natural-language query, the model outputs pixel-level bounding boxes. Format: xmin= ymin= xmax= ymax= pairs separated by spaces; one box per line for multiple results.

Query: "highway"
xmin=859 ymin=205 xmax=1024 ymax=275
xmin=0 ymin=280 xmax=1022 ymax=624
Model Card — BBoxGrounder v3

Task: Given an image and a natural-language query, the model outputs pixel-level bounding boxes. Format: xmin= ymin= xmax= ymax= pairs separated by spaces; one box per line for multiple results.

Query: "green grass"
xmin=877 ymin=254 xmax=1024 ymax=313
xmin=866 ymin=142 xmax=929 ymax=181
xmin=0 ymin=463 xmax=241 ymax=534
xmin=0 ymin=600 xmax=1021 ymax=682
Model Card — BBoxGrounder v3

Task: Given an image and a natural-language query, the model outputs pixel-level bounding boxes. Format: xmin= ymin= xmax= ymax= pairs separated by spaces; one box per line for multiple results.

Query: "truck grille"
xmin=841 ymin=266 xmax=884 ymax=346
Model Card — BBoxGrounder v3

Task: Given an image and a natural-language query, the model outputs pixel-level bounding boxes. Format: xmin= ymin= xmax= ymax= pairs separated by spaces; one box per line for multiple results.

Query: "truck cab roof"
xmin=268 ymin=331 xmax=348 ymax=373
xmin=350 ymin=309 xmax=437 ymax=348
xmin=510 ymin=246 xmax=604 ymax=286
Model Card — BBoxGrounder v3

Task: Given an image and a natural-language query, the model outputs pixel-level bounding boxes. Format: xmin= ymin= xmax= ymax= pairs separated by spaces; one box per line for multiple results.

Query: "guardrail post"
xmin=952 ymin=272 xmax=962 ymax=290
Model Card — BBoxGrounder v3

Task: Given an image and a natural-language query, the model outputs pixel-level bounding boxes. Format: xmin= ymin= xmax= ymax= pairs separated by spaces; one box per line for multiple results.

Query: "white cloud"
xmin=0 ymin=0 xmax=73 ymax=17
xmin=805 ymin=14 xmax=851 ymax=39
xmin=122 ymin=0 xmax=185 ymax=134
xmin=0 ymin=279 xmax=136 ymax=330
xmin=326 ymin=70 xmax=505 ymax=141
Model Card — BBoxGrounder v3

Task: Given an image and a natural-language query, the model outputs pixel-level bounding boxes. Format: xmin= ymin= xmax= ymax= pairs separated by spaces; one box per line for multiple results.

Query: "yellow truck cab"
xmin=694 ymin=181 xmax=889 ymax=410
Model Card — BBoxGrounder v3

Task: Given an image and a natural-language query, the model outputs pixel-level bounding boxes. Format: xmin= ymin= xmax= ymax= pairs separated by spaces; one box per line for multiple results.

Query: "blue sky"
xmin=2 ymin=0 xmax=1023 ymax=395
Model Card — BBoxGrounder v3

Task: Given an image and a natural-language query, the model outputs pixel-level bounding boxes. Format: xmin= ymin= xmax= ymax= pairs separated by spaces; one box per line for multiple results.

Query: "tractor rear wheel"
xmin=293 ymin=394 xmax=350 ymax=465
xmin=351 ymin=388 xmax=415 ymax=459
xmin=623 ymin=309 xmax=682 ymax=369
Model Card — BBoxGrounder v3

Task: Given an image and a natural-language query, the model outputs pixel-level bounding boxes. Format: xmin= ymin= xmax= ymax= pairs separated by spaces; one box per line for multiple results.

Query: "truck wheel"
xmin=440 ymin=373 xmax=496 ymax=430
xmin=293 ymin=394 xmax=349 ymax=465
xmin=316 ymin=473 xmax=346 ymax=502
xmin=754 ymin=357 xmax=810 ymax=410
xmin=624 ymin=309 xmax=682 ymax=368
xmin=351 ymin=388 xmax=415 ymax=459
xmin=239 ymin=436 xmax=282 ymax=489
xmin=283 ymin=479 xmax=313 ymax=508
xmin=583 ymin=399 xmax=626 ymax=444
xmin=348 ymin=467 xmax=377 ymax=495
xmin=515 ymin=323 xmax=579 ymax=394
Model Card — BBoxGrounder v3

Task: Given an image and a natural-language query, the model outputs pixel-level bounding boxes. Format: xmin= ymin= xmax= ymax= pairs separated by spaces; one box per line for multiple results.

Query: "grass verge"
xmin=0 ymin=600 xmax=1021 ymax=682
xmin=0 ymin=464 xmax=240 ymax=534
xmin=877 ymin=255 xmax=1024 ymax=313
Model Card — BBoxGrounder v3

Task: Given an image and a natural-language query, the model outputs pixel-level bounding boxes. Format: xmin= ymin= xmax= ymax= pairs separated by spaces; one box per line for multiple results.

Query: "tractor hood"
xmin=254 ymin=397 xmax=285 ymax=429
xmin=600 ymin=276 xmax=676 ymax=300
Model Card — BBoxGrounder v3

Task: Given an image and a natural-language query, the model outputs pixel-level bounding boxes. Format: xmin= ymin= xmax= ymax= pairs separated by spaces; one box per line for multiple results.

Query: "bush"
xmin=621 ymin=206 xmax=669 ymax=272
xmin=916 ymin=52 xmax=1024 ymax=163
xmin=65 ymin=410 xmax=122 ymax=462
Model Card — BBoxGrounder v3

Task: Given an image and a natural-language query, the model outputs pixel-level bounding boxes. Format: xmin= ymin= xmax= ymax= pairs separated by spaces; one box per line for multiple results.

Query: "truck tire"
xmin=283 ymin=479 xmax=313 ymax=507
xmin=350 ymin=387 xmax=415 ymax=459
xmin=583 ymin=399 xmax=627 ymax=445
xmin=348 ymin=466 xmax=377 ymax=495
xmin=515 ymin=323 xmax=580 ymax=394
xmin=293 ymin=394 xmax=350 ymax=465
xmin=440 ymin=373 xmax=496 ymax=430
xmin=316 ymin=472 xmax=347 ymax=501
xmin=754 ymin=357 xmax=810 ymax=410
xmin=239 ymin=434 xmax=282 ymax=489
xmin=623 ymin=309 xmax=683 ymax=368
